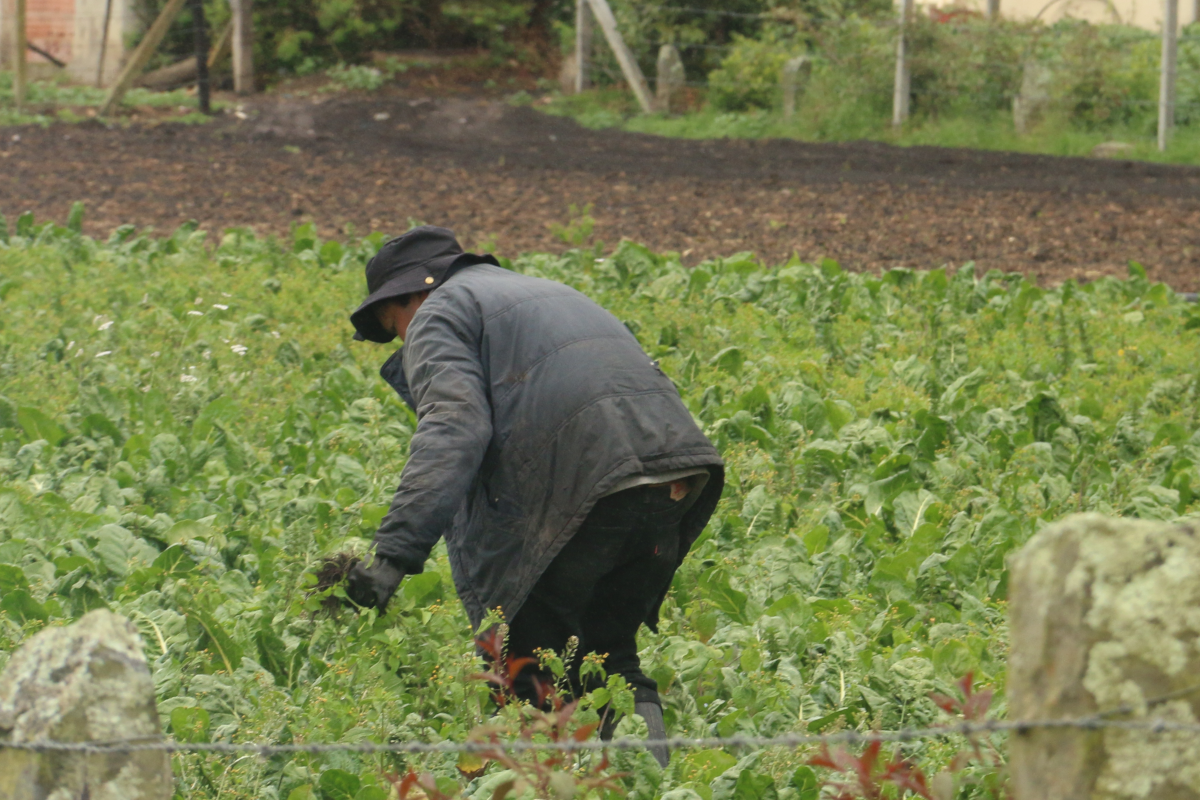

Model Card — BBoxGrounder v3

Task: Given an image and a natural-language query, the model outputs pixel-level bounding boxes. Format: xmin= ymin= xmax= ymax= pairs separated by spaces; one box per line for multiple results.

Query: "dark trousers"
xmin=506 ymin=483 xmax=690 ymax=707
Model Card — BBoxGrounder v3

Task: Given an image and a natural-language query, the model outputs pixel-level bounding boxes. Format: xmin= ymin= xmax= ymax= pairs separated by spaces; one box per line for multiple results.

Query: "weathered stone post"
xmin=0 ymin=609 xmax=172 ymax=800
xmin=655 ymin=44 xmax=685 ymax=114
xmin=1012 ymin=60 xmax=1052 ymax=135
xmin=1008 ymin=514 xmax=1200 ymax=799
xmin=781 ymin=56 xmax=811 ymax=120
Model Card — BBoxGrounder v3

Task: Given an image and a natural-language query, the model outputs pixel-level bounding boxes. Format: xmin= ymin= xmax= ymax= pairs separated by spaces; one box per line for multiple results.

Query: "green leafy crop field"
xmin=1 ymin=208 xmax=1199 ymax=799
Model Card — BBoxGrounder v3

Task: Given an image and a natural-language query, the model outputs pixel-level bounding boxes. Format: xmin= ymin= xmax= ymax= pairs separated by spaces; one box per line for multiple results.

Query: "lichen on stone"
xmin=0 ymin=609 xmax=171 ymax=800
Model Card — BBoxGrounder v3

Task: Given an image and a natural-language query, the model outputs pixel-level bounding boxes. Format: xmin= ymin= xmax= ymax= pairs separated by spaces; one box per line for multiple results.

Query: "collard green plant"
xmin=0 ymin=210 xmax=1198 ymax=799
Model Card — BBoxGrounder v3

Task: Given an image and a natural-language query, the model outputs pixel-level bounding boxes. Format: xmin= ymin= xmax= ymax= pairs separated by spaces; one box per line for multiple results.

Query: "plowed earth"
xmin=4 ymin=87 xmax=1200 ymax=291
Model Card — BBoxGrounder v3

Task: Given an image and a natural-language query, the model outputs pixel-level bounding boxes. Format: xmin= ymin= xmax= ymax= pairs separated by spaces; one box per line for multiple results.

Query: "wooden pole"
xmin=987 ymin=0 xmax=1000 ymax=17
xmin=585 ymin=0 xmax=653 ymax=114
xmin=96 ymin=0 xmax=114 ymax=86
xmin=189 ymin=0 xmax=210 ymax=113
xmin=892 ymin=0 xmax=912 ymax=128
xmin=575 ymin=0 xmax=592 ymax=93
xmin=1159 ymin=0 xmax=1179 ymax=152
xmin=99 ymin=0 xmax=188 ymax=116
xmin=13 ymin=0 xmax=26 ymax=110
xmin=230 ymin=0 xmax=254 ymax=94
xmin=208 ymin=21 xmax=232 ymax=69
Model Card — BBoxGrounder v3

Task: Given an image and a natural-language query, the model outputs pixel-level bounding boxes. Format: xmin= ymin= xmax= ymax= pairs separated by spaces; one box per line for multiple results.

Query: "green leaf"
xmin=732 ymin=768 xmax=776 ymax=800
xmin=0 ymin=564 xmax=30 ymax=594
xmin=710 ymin=346 xmax=745 ymax=377
xmin=170 ymin=706 xmax=211 ymax=743
xmin=66 ymin=201 xmax=85 ymax=233
xmin=0 ymin=589 xmax=48 ymax=623
xmin=193 ymin=396 xmax=239 ymax=441
xmin=403 ymin=572 xmax=443 ymax=605
xmin=697 ymin=568 xmax=747 ymax=621
xmin=82 ymin=413 xmax=123 ymax=444
xmin=17 ymin=406 xmax=66 ymax=445
xmin=683 ymin=750 xmax=737 ymax=784
xmin=287 ymin=786 xmax=317 ymax=800
xmin=178 ymin=600 xmax=244 ymax=675
xmin=802 ymin=525 xmax=829 ymax=556
xmin=354 ymin=789 xmax=389 ymax=800
xmin=790 ymin=767 xmax=819 ymax=800
xmin=92 ymin=524 xmax=157 ymax=577
xmin=318 ymin=769 xmax=361 ymax=800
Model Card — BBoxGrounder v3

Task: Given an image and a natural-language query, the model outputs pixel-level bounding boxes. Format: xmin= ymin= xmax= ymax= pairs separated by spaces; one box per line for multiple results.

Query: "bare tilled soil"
xmin=4 ymin=88 xmax=1200 ymax=291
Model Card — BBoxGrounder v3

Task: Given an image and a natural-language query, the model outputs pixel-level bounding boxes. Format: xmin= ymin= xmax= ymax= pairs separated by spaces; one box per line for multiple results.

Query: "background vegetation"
xmin=1 ymin=209 xmax=1198 ymax=798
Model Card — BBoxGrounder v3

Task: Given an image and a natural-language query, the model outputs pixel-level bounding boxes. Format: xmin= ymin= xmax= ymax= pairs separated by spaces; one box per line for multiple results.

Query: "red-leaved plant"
xmin=808 ymin=740 xmax=932 ymax=800
xmin=808 ymin=672 xmax=1007 ymax=800
xmin=385 ymin=628 xmax=625 ymax=800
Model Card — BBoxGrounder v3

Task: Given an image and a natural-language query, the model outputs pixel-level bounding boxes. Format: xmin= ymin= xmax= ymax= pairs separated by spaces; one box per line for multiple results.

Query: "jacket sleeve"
xmin=372 ymin=300 xmax=492 ymax=573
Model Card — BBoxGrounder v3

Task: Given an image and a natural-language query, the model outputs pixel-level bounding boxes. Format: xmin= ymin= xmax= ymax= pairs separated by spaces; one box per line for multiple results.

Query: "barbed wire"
xmin=7 ymin=716 xmax=1200 ymax=757
xmin=641 ymin=4 xmax=775 ymax=19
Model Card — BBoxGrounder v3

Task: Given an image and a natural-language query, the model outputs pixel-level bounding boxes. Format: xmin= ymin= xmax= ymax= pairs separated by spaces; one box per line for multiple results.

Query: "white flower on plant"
xmin=180 ymin=375 xmax=198 ymax=383
xmin=221 ymin=292 xmax=232 ymax=298
xmin=213 ymin=304 xmax=229 ymax=310
xmin=231 ymin=344 xmax=248 ymax=356
xmin=194 ymin=297 xmax=203 ymax=305
xmin=151 ymin=351 xmax=161 ymax=358
xmin=187 ymin=310 xmax=204 ymax=316
xmin=66 ymin=341 xmax=75 ymax=350
xmin=270 ymin=331 xmax=281 ymax=338
xmin=98 ymin=320 xmax=114 ymax=331
xmin=96 ymin=351 xmax=112 ymax=357
xmin=75 ymin=349 xmax=84 ymax=357
xmin=202 ymin=350 xmax=212 ymax=359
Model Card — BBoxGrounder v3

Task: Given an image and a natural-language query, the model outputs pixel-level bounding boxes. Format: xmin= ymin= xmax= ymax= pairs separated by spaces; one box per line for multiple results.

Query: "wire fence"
xmin=576 ymin=0 xmax=1200 ymax=150
xmin=8 ymin=716 xmax=1200 ymax=757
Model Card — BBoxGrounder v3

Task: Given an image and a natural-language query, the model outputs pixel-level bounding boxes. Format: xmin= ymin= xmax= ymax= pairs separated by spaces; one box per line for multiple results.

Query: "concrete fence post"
xmin=1007 ymin=514 xmax=1200 ymax=799
xmin=574 ymin=0 xmax=593 ymax=94
xmin=781 ymin=55 xmax=811 ymax=120
xmin=892 ymin=0 xmax=913 ymax=127
xmin=655 ymin=43 xmax=685 ymax=113
xmin=1160 ymin=0 xmax=1179 ymax=152
xmin=0 ymin=609 xmax=172 ymax=800
xmin=230 ymin=0 xmax=254 ymax=95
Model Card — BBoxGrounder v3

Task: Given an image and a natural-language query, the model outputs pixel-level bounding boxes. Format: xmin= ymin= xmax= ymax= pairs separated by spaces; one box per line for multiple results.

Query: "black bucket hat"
xmin=350 ymin=226 xmax=498 ymax=343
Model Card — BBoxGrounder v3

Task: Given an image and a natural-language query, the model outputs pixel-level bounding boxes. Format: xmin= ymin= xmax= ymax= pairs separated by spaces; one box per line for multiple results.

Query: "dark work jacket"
xmin=373 ymin=263 xmax=724 ymax=629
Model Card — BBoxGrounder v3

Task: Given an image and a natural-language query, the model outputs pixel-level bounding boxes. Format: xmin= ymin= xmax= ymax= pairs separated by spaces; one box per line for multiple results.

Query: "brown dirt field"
xmin=4 ymin=87 xmax=1200 ymax=291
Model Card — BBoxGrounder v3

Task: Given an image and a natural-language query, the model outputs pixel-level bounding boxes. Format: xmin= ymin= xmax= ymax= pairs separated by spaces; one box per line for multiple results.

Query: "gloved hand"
xmin=346 ymin=556 xmax=406 ymax=611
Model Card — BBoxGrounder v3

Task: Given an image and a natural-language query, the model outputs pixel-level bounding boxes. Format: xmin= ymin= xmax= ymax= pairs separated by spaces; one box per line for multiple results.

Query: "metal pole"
xmin=189 ymin=0 xmax=210 ymax=113
xmin=1159 ymin=0 xmax=1179 ymax=152
xmin=988 ymin=0 xmax=1000 ymax=17
xmin=14 ymin=0 xmax=27 ymax=110
xmin=575 ymin=0 xmax=592 ymax=93
xmin=892 ymin=0 xmax=912 ymax=127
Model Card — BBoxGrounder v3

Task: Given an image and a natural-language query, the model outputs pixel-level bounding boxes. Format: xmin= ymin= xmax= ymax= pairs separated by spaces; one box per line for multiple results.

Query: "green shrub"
xmin=708 ymin=33 xmax=802 ymax=112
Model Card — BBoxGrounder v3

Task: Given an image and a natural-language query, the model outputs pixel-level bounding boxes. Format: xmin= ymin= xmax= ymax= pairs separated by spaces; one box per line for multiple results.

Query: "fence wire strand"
xmin=7 ymin=716 xmax=1200 ymax=757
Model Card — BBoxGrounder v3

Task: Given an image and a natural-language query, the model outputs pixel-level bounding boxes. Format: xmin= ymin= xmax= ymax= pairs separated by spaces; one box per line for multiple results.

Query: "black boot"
xmin=635 ymin=698 xmax=670 ymax=768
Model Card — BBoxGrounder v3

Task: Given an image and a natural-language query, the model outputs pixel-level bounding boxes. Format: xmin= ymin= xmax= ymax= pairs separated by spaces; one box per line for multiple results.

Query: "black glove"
xmin=346 ymin=556 xmax=406 ymax=611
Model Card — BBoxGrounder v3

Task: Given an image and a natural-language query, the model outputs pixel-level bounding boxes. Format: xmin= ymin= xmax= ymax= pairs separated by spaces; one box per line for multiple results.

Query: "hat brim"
xmin=349 ymin=252 xmax=501 ymax=343
xmin=349 ymin=265 xmax=439 ymax=343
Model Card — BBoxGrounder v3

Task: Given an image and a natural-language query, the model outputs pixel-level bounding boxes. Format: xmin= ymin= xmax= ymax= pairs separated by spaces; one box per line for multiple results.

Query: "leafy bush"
xmin=707 ymin=33 xmax=801 ymax=112
xmin=1 ymin=209 xmax=1199 ymax=797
